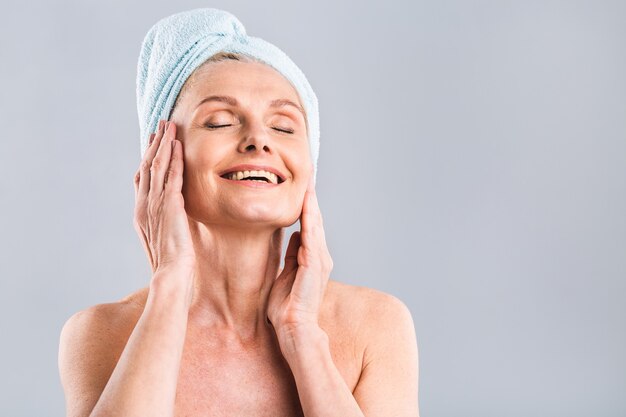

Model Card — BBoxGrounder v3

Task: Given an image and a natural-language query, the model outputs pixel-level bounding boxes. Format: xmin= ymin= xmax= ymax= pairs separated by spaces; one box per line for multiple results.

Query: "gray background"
xmin=1 ymin=0 xmax=624 ymax=416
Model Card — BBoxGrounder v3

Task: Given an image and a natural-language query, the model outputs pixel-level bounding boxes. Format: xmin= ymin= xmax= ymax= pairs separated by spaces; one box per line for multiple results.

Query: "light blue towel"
xmin=136 ymin=8 xmax=321 ymax=182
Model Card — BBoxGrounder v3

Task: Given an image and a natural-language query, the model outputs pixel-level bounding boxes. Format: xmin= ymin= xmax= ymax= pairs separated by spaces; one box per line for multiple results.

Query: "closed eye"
xmin=205 ymin=123 xmax=293 ymax=134
xmin=273 ymin=127 xmax=294 ymax=134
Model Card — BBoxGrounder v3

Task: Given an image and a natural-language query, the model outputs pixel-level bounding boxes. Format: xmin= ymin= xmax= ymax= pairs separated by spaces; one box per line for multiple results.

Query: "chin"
xmin=238 ymin=209 xmax=299 ymax=228
xmin=221 ymin=204 xmax=299 ymax=228
xmin=185 ymin=191 xmax=302 ymax=228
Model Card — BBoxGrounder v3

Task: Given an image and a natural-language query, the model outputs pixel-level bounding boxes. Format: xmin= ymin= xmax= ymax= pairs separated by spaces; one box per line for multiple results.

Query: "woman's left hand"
xmin=267 ymin=165 xmax=334 ymax=339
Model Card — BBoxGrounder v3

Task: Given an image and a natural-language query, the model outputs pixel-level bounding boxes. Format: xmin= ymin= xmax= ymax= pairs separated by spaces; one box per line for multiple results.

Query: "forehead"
xmin=184 ymin=60 xmax=302 ymax=106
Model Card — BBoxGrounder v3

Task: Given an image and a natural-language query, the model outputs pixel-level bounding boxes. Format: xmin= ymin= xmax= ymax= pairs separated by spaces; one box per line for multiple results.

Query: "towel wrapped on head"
xmin=136 ymin=7 xmax=321 ymax=181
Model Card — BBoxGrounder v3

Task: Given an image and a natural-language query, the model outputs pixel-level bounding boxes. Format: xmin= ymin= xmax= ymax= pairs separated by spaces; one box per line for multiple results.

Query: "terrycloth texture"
xmin=136 ymin=8 xmax=320 ymax=182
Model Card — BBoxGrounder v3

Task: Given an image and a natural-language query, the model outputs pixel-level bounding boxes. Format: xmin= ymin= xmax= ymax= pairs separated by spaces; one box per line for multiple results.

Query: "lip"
xmin=220 ymin=176 xmax=280 ymax=188
xmin=218 ymin=164 xmax=287 ymax=184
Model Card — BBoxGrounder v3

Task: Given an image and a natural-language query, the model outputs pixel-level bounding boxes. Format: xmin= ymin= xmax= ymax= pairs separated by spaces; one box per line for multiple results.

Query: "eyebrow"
xmin=195 ymin=95 xmax=306 ymax=122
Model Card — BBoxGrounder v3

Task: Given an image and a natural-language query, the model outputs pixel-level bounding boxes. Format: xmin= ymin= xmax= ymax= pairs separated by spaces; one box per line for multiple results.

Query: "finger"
xmin=136 ymin=120 xmax=166 ymax=201
xmin=271 ymin=232 xmax=300 ymax=315
xmin=300 ymin=170 xmax=325 ymax=250
xmin=134 ymin=133 xmax=157 ymax=194
xmin=134 ymin=169 xmax=140 ymax=195
xmin=300 ymin=169 xmax=334 ymax=274
xmin=164 ymin=139 xmax=184 ymax=192
xmin=283 ymin=231 xmax=301 ymax=272
xmin=149 ymin=121 xmax=176 ymax=194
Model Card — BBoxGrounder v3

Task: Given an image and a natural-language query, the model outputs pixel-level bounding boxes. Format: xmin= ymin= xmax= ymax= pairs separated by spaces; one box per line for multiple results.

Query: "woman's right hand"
xmin=133 ymin=120 xmax=197 ymax=280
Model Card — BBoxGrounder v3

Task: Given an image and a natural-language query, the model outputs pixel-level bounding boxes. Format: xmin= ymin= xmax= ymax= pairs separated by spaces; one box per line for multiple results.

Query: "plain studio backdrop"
xmin=1 ymin=0 xmax=624 ymax=416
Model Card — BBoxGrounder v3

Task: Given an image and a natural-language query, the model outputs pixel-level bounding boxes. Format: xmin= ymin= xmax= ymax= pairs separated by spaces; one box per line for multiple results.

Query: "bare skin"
xmin=72 ymin=280 xmax=375 ymax=416
xmin=58 ymin=60 xmax=419 ymax=417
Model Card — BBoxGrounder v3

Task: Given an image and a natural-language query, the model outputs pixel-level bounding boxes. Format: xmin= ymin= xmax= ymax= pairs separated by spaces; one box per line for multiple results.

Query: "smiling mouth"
xmin=220 ymin=170 xmax=285 ymax=184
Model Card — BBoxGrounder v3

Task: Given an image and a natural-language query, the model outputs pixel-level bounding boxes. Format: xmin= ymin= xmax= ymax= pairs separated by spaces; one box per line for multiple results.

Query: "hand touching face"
xmin=267 ymin=163 xmax=334 ymax=338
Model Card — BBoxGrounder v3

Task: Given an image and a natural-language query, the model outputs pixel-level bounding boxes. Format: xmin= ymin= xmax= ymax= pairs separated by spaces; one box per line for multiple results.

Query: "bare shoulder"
xmin=324 ymin=279 xmax=415 ymax=348
xmin=328 ymin=281 xmax=420 ymax=416
xmin=325 ymin=279 xmax=413 ymax=323
xmin=59 ymin=287 xmax=149 ymax=360
xmin=58 ymin=288 xmax=148 ymax=416
xmin=60 ymin=287 xmax=149 ymax=343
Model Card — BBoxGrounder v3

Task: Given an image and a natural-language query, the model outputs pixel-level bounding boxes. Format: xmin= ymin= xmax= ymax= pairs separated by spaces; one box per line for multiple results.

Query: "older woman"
xmin=58 ymin=8 xmax=418 ymax=417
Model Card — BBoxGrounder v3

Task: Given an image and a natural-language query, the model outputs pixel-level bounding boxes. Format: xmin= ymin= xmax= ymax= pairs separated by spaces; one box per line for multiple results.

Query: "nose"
xmin=237 ymin=120 xmax=273 ymax=155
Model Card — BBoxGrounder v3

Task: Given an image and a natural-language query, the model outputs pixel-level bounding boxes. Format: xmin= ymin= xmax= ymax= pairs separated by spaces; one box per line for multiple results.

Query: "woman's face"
xmin=170 ymin=59 xmax=311 ymax=229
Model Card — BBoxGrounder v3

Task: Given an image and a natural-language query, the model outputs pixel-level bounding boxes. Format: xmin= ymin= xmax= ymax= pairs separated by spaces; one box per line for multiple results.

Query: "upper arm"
xmin=352 ymin=290 xmax=420 ymax=417
xmin=58 ymin=305 xmax=132 ymax=417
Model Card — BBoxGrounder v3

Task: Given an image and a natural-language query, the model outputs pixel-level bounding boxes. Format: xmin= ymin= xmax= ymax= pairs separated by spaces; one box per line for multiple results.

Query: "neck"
xmin=186 ymin=218 xmax=285 ymax=345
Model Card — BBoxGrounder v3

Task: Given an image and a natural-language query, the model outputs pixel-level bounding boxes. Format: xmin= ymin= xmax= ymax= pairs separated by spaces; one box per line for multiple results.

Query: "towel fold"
xmin=136 ymin=8 xmax=320 ymax=181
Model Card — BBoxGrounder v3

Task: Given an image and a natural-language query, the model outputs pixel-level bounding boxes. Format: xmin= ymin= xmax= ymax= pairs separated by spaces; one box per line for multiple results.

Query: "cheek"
xmin=288 ymin=177 xmax=308 ymax=214
xmin=180 ymin=144 xmax=225 ymax=203
xmin=287 ymin=139 xmax=312 ymax=169
xmin=183 ymin=139 xmax=230 ymax=182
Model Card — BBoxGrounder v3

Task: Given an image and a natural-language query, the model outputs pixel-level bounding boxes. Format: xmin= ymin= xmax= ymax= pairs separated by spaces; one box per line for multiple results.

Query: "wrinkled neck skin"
xmin=185 ymin=217 xmax=286 ymax=348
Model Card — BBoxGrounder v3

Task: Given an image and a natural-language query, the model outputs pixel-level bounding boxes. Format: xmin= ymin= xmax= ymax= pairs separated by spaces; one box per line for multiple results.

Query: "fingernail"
xmin=158 ymin=120 xmax=165 ymax=132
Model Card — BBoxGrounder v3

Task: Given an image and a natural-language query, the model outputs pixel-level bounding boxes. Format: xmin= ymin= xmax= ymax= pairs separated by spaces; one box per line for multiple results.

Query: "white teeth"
xmin=226 ymin=169 xmax=280 ymax=184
